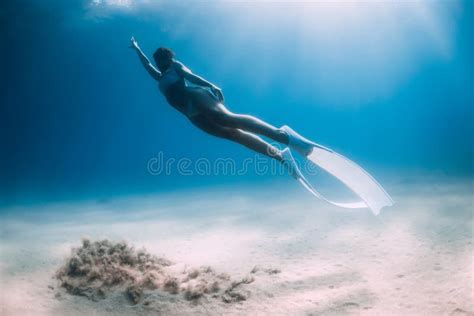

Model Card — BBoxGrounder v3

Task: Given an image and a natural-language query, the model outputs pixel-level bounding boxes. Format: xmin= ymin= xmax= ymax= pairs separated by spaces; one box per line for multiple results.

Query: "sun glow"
xmin=88 ymin=0 xmax=462 ymax=106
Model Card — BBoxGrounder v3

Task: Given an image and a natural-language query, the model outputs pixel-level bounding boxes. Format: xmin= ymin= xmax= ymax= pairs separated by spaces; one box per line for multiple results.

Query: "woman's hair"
xmin=153 ymin=47 xmax=175 ymax=63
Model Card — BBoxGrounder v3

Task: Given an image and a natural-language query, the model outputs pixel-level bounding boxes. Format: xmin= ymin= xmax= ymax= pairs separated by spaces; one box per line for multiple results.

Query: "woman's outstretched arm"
xmin=130 ymin=37 xmax=161 ymax=81
xmin=174 ymin=61 xmax=224 ymax=102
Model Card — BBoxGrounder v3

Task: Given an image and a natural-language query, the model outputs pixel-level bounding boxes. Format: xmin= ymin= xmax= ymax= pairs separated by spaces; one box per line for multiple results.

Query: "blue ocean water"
xmin=1 ymin=1 xmax=472 ymax=205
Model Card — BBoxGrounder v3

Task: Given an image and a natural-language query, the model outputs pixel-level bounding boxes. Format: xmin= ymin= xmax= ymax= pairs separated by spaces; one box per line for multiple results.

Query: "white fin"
xmin=306 ymin=144 xmax=394 ymax=215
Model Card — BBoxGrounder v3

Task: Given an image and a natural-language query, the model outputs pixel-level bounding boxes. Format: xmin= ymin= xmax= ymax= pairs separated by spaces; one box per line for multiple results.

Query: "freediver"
xmin=130 ymin=37 xmax=316 ymax=179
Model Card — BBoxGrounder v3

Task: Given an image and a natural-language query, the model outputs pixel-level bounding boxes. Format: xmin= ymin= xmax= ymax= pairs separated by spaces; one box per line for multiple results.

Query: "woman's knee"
xmin=217 ymin=127 xmax=241 ymax=141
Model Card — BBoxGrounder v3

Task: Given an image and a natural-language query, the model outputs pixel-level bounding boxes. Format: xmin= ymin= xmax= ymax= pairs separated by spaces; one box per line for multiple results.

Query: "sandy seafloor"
xmin=1 ymin=177 xmax=473 ymax=316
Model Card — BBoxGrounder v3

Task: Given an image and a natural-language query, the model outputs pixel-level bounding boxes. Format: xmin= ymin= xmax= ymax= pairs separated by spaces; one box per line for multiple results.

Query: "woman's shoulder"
xmin=172 ymin=59 xmax=191 ymax=75
xmin=172 ymin=59 xmax=185 ymax=69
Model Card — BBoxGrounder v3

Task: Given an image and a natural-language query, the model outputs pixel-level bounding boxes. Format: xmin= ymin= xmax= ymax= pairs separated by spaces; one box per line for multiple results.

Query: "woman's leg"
xmin=190 ymin=115 xmax=284 ymax=162
xmin=187 ymin=88 xmax=289 ymax=145
xmin=210 ymin=104 xmax=289 ymax=145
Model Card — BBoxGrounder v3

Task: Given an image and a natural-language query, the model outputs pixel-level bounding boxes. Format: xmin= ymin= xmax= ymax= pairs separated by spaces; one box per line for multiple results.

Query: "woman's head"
xmin=153 ymin=47 xmax=175 ymax=72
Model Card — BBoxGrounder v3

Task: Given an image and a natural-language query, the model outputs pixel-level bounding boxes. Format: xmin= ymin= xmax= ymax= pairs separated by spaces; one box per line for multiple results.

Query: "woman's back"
xmin=158 ymin=60 xmax=185 ymax=94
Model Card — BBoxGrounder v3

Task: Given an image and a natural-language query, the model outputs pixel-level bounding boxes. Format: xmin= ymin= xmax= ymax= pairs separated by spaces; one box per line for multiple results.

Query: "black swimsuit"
xmin=159 ymin=60 xmax=216 ymax=118
xmin=163 ymin=80 xmax=188 ymax=115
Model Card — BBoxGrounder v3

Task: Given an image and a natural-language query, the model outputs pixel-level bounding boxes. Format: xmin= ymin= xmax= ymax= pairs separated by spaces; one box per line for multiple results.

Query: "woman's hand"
xmin=211 ymin=85 xmax=224 ymax=103
xmin=130 ymin=36 xmax=139 ymax=50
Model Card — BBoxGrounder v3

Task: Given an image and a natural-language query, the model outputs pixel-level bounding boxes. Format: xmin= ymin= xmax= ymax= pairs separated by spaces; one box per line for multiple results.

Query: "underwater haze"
xmin=1 ymin=1 xmax=473 ymax=315
xmin=1 ymin=0 xmax=473 ymax=204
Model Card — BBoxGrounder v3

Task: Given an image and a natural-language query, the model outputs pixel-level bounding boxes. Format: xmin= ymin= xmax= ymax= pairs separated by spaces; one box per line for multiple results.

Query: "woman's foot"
xmin=280 ymin=125 xmax=315 ymax=157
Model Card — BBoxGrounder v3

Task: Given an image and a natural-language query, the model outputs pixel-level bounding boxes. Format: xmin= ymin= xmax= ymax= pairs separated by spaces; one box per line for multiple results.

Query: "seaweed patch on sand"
xmin=55 ymin=239 xmax=273 ymax=306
